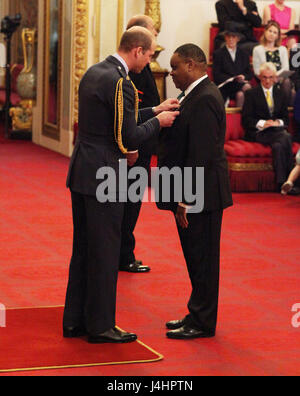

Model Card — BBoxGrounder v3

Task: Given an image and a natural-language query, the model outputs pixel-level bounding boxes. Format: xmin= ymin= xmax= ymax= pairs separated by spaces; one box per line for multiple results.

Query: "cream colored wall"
xmin=125 ymin=0 xmax=300 ymax=98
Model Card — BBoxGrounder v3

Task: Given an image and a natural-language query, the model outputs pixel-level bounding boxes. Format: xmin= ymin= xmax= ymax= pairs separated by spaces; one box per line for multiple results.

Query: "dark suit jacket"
xmin=129 ymin=64 xmax=161 ymax=159
xmin=213 ymin=46 xmax=252 ymax=85
xmin=242 ymin=84 xmax=289 ymax=141
xmin=67 ymin=56 xmax=160 ymax=196
xmin=129 ymin=65 xmax=160 ymax=109
xmin=157 ymin=77 xmax=233 ymax=213
xmin=215 ymin=0 xmax=262 ymax=43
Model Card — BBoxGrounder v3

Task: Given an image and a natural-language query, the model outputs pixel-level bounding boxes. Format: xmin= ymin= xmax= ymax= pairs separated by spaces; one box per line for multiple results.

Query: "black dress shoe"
xmin=119 ymin=260 xmax=150 ymax=273
xmin=166 ymin=324 xmax=215 ymax=340
xmin=288 ymin=186 xmax=300 ymax=196
xmin=88 ymin=327 xmax=138 ymax=344
xmin=63 ymin=325 xmax=87 ymax=338
xmin=166 ymin=318 xmax=186 ymax=330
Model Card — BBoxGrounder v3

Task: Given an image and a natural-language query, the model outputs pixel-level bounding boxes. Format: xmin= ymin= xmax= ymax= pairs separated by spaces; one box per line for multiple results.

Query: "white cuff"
xmin=256 ymin=120 xmax=266 ymax=131
xmin=277 ymin=120 xmax=284 ymax=127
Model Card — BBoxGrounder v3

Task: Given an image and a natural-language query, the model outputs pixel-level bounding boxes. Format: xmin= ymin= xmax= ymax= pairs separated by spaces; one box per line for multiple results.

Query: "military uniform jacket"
xmin=66 ymin=56 xmax=160 ymax=197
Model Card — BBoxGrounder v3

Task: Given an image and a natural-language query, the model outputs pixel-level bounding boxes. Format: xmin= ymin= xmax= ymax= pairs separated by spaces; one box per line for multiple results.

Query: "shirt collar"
xmin=262 ymin=85 xmax=274 ymax=96
xmin=184 ymin=75 xmax=208 ymax=98
xmin=112 ymin=53 xmax=129 ymax=75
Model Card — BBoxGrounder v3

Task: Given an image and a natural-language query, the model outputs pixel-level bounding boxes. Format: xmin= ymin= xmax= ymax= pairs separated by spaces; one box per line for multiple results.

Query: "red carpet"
xmin=0 ymin=132 xmax=300 ymax=376
xmin=0 ymin=307 xmax=162 ymax=373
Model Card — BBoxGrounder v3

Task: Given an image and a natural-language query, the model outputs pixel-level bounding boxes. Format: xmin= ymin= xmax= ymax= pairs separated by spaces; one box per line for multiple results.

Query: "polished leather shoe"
xmin=119 ymin=260 xmax=150 ymax=273
xmin=166 ymin=324 xmax=215 ymax=340
xmin=166 ymin=318 xmax=186 ymax=330
xmin=63 ymin=325 xmax=87 ymax=338
xmin=88 ymin=327 xmax=138 ymax=344
xmin=288 ymin=186 xmax=300 ymax=196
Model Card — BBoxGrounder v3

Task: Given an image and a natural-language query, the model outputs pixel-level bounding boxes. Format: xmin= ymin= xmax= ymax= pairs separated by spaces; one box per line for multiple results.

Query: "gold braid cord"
xmin=114 ymin=78 xmax=139 ymax=154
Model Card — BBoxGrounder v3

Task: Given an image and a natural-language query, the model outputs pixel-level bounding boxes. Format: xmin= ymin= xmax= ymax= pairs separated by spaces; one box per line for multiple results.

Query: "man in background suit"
xmin=213 ymin=26 xmax=252 ymax=107
xmin=242 ymin=62 xmax=293 ymax=191
xmin=215 ymin=0 xmax=262 ymax=55
xmin=63 ymin=27 xmax=179 ymax=344
xmin=119 ymin=15 xmax=161 ymax=273
xmin=157 ymin=44 xmax=233 ymax=339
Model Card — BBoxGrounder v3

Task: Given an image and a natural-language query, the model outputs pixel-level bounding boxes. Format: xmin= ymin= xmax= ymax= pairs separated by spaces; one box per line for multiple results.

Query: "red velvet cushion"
xmin=226 ymin=113 xmax=244 ymax=141
xmin=225 ymin=140 xmax=272 ymax=157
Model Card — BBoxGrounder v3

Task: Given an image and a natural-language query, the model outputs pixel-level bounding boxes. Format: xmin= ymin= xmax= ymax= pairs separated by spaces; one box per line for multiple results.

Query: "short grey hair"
xmin=259 ymin=62 xmax=277 ymax=75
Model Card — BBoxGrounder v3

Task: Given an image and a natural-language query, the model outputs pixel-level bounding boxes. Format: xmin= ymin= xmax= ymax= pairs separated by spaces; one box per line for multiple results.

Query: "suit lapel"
xmin=180 ymin=77 xmax=211 ymax=109
xmin=258 ymin=85 xmax=272 ymax=118
xmin=273 ymin=84 xmax=281 ymax=115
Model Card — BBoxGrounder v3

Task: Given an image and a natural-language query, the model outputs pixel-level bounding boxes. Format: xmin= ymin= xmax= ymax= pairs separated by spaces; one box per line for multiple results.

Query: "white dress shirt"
xmin=226 ymin=46 xmax=237 ymax=62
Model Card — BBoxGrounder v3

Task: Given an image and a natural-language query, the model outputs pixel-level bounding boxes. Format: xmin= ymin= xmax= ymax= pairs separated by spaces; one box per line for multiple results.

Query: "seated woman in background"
xmin=263 ymin=0 xmax=297 ymax=50
xmin=281 ymin=150 xmax=300 ymax=195
xmin=281 ymin=89 xmax=300 ymax=195
xmin=213 ymin=27 xmax=252 ymax=107
xmin=253 ymin=20 xmax=295 ymax=105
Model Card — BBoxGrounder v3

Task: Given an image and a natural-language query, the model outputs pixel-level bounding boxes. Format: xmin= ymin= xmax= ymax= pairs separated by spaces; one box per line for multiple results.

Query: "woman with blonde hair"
xmin=263 ymin=0 xmax=297 ymax=49
xmin=253 ymin=20 xmax=295 ymax=105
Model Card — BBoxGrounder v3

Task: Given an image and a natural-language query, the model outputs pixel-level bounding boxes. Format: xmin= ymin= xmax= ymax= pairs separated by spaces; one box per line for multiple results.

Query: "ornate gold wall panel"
xmin=73 ymin=0 xmax=89 ymax=124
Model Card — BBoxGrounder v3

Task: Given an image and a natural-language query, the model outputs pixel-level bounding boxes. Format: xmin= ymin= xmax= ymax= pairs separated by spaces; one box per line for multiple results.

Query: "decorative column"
xmin=145 ymin=0 xmax=168 ymax=102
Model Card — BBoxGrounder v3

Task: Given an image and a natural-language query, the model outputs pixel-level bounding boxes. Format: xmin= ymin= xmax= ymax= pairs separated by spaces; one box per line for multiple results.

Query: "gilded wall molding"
xmin=117 ymin=0 xmax=124 ymax=48
xmin=73 ymin=0 xmax=89 ymax=124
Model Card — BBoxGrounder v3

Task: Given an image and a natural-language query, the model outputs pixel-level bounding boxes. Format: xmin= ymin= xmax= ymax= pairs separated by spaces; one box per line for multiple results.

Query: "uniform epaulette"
xmin=114 ymin=77 xmax=139 ymax=154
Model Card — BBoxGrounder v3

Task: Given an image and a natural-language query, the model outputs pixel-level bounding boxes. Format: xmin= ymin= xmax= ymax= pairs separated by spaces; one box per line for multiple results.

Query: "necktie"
xmin=266 ymin=90 xmax=273 ymax=110
xmin=177 ymin=91 xmax=185 ymax=101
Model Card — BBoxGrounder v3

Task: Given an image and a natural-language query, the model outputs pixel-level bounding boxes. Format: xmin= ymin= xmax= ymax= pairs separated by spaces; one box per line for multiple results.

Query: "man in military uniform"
xmin=63 ymin=27 xmax=179 ymax=344
xmin=119 ymin=15 xmax=161 ymax=273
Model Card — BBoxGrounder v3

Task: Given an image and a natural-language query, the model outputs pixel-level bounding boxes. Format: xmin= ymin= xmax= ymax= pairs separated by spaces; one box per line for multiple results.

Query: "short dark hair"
xmin=174 ymin=44 xmax=207 ymax=65
xmin=119 ymin=27 xmax=153 ymax=53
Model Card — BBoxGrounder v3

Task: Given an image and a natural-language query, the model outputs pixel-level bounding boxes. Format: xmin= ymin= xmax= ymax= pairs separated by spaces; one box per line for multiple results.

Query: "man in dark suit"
xmin=63 ymin=27 xmax=179 ymax=344
xmin=157 ymin=44 xmax=233 ymax=339
xmin=215 ymin=0 xmax=262 ymax=55
xmin=242 ymin=62 xmax=293 ymax=190
xmin=119 ymin=15 xmax=161 ymax=273
xmin=213 ymin=27 xmax=252 ymax=107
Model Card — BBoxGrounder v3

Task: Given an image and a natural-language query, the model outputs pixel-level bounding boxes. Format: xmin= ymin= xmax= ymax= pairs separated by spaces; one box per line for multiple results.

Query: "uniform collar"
xmin=112 ymin=53 xmax=129 ymax=75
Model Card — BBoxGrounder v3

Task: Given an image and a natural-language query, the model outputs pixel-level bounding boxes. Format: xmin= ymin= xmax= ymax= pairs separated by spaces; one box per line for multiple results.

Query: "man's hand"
xmin=126 ymin=151 xmax=139 ymax=167
xmin=236 ymin=74 xmax=246 ymax=83
xmin=176 ymin=205 xmax=189 ymax=229
xmin=156 ymin=111 xmax=180 ymax=128
xmin=263 ymin=120 xmax=277 ymax=129
xmin=154 ymin=98 xmax=180 ymax=114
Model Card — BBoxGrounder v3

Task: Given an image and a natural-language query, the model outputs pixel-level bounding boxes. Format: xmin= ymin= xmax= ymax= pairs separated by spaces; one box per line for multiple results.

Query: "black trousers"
xmin=175 ymin=210 xmax=224 ymax=333
xmin=119 ymin=156 xmax=150 ymax=266
xmin=255 ymin=128 xmax=293 ymax=185
xmin=63 ymin=191 xmax=124 ymax=334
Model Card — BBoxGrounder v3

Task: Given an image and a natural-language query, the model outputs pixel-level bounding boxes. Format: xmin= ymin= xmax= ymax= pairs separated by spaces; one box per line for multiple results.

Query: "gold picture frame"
xmin=43 ymin=0 xmax=62 ymax=140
